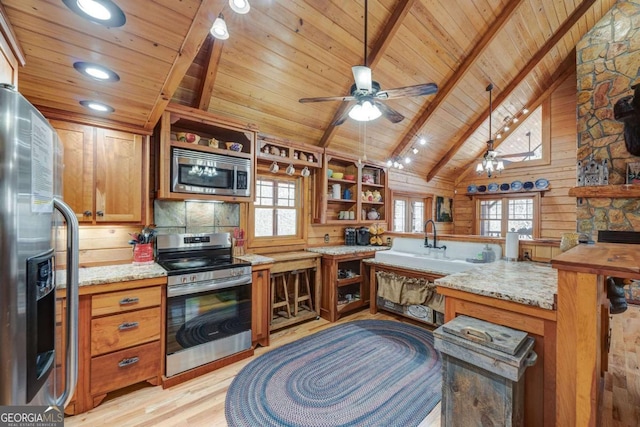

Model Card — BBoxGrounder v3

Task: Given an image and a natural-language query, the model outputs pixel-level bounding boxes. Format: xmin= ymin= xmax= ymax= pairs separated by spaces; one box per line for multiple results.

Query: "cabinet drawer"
xmin=91 ymin=307 xmax=161 ymax=356
xmin=92 ymin=286 xmax=161 ymax=317
xmin=90 ymin=340 xmax=161 ymax=396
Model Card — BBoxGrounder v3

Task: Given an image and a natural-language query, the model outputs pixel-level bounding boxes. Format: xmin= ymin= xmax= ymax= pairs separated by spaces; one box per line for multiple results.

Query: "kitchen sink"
xmin=374 ymin=238 xmax=503 ymax=275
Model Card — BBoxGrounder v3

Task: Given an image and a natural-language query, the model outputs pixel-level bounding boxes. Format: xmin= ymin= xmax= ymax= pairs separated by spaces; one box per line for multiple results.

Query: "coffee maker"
xmin=356 ymin=227 xmax=371 ymax=246
xmin=344 ymin=227 xmax=357 ymax=245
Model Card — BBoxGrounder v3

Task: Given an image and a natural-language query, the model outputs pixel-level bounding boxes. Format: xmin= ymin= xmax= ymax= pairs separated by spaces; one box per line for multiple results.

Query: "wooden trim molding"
xmin=0 ymin=2 xmax=25 ymax=66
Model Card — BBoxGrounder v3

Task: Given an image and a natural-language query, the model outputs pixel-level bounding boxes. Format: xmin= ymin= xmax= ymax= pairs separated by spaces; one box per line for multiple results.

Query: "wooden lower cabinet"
xmin=320 ymin=251 xmax=375 ymax=322
xmin=63 ymin=277 xmax=166 ymax=415
xmin=252 ymin=265 xmax=272 ymax=347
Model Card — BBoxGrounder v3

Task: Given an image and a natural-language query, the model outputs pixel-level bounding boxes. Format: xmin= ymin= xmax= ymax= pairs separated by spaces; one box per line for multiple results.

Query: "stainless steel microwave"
xmin=171 ymin=147 xmax=251 ymax=197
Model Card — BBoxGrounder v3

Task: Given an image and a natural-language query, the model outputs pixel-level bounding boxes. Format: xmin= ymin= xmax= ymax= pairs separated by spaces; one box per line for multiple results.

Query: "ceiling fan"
xmin=298 ymin=0 xmax=438 ymax=126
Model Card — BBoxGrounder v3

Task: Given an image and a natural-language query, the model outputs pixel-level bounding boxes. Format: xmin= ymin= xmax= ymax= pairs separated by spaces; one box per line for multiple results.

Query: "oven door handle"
xmin=167 ymin=275 xmax=251 ymax=298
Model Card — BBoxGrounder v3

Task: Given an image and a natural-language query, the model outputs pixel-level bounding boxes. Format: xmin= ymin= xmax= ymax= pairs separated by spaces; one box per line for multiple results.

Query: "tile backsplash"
xmin=154 ymin=200 xmax=240 ymax=235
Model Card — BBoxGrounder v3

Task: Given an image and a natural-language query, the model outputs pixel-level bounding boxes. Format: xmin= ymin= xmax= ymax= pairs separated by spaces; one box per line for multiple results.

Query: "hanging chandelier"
xmin=476 ymin=83 xmax=504 ymax=178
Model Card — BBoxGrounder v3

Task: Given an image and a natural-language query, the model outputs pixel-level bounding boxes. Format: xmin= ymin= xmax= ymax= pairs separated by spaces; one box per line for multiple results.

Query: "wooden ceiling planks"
xmin=1 ymin=0 xmax=619 ymax=179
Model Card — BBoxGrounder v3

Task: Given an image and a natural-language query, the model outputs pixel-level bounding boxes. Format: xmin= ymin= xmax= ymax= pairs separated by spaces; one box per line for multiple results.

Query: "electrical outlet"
xmin=324 ymin=234 xmax=330 ymax=243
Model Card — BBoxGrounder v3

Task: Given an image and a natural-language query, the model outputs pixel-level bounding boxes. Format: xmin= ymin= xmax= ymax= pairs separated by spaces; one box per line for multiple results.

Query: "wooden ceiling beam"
xmin=143 ymin=0 xmax=224 ymax=130
xmin=425 ymin=0 xmax=596 ymax=182
xmin=453 ymin=50 xmax=576 ymax=185
xmin=319 ymin=0 xmax=417 ymax=148
xmin=196 ymin=34 xmax=224 ymax=111
xmin=391 ymin=0 xmax=524 ymax=158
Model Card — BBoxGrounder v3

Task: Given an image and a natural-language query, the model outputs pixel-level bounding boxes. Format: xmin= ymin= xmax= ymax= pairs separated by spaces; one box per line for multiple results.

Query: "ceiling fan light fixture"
xmin=211 ymin=13 xmax=229 ymax=40
xmin=352 ymin=66 xmax=372 ymax=92
xmin=229 ymin=0 xmax=250 ymax=14
xmin=348 ymin=100 xmax=381 ymax=122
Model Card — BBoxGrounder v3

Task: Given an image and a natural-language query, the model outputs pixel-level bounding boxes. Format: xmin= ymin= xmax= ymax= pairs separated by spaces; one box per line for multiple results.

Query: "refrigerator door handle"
xmin=53 ymin=198 xmax=79 ymax=408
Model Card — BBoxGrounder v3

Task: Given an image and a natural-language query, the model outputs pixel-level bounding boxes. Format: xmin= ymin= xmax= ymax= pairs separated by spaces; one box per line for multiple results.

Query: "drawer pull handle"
xmin=118 ymin=322 xmax=139 ymax=331
xmin=119 ymin=297 xmax=140 ymax=305
xmin=118 ymin=357 xmax=139 ymax=368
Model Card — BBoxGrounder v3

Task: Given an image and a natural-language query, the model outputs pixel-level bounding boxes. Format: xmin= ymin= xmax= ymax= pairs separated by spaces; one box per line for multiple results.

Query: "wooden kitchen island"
xmin=550 ymin=243 xmax=639 ymax=427
xmin=435 ymin=260 xmax=558 ymax=427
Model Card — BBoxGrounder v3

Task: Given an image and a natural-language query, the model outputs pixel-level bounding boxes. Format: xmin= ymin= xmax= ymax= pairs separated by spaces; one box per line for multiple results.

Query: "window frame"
xmin=472 ymin=192 xmax=541 ymax=239
xmin=249 ymin=174 xmax=307 ymax=248
xmin=391 ymin=191 xmax=432 ymax=233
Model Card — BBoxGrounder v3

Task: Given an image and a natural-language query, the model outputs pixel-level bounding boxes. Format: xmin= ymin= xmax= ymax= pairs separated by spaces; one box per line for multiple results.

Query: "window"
xmin=254 ymin=177 xmax=299 ymax=238
xmin=393 ymin=195 xmax=428 ymax=232
xmin=495 ymin=101 xmax=550 ymax=168
xmin=477 ymin=196 xmax=536 ymax=239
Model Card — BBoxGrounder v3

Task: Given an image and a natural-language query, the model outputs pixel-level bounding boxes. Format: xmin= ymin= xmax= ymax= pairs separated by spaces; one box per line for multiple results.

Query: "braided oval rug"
xmin=225 ymin=320 xmax=441 ymax=427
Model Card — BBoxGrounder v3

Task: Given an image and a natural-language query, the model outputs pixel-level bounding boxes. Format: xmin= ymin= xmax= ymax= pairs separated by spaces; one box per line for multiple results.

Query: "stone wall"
xmin=576 ymin=0 xmax=640 ymax=237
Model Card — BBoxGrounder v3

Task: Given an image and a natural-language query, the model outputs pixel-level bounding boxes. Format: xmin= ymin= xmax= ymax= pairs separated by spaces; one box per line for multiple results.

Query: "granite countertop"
xmin=235 ymin=254 xmax=275 ymax=265
xmin=434 ymin=260 xmax=557 ymax=310
xmin=306 ymin=245 xmax=390 ymax=256
xmin=363 ymin=258 xmax=453 ymax=276
xmin=56 ymin=263 xmax=167 ymax=289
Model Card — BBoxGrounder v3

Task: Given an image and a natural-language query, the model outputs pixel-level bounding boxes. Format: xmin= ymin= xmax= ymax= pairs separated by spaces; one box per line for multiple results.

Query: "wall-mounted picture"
xmin=435 ymin=196 xmax=453 ymax=222
xmin=626 ymin=161 xmax=640 ymax=184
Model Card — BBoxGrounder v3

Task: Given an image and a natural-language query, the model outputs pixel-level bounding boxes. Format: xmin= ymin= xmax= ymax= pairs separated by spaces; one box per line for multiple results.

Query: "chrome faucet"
xmin=424 ymin=219 xmax=446 ymax=251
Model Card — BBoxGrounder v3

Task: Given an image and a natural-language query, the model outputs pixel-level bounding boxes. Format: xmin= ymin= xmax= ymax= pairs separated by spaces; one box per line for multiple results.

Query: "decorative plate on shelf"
xmin=487 ymin=183 xmax=499 ymax=192
xmin=477 ymin=185 xmax=487 ymax=192
xmin=523 ymin=181 xmax=534 ymax=190
xmin=467 ymin=184 xmax=477 ymax=193
xmin=535 ymin=178 xmax=549 ymax=190
xmin=511 ymin=181 xmax=523 ymax=191
xmin=500 ymin=183 xmax=510 ymax=191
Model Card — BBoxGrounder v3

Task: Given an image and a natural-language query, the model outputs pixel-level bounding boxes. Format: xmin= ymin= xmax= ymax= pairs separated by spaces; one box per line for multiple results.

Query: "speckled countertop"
xmin=56 ymin=263 xmax=167 ymax=289
xmin=435 ymin=260 xmax=557 ymax=310
xmin=306 ymin=245 xmax=390 ymax=256
xmin=235 ymin=254 xmax=275 ymax=265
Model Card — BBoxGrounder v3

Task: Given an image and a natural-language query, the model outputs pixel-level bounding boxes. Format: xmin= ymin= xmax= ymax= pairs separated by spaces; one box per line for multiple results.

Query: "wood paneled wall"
xmin=454 ymin=72 xmax=578 ymax=239
xmin=55 ymin=225 xmax=140 ymax=268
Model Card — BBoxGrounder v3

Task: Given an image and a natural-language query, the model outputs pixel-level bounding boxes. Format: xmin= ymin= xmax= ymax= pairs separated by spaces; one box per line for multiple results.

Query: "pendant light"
xmin=210 ymin=13 xmax=229 ymax=40
xmin=476 ymin=83 xmax=504 ymax=178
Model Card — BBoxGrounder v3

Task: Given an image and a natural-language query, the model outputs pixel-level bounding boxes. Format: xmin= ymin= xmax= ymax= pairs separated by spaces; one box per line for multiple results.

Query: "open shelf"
xmin=337 ymin=276 xmax=362 ymax=287
xmin=568 ymin=184 xmax=640 ymax=198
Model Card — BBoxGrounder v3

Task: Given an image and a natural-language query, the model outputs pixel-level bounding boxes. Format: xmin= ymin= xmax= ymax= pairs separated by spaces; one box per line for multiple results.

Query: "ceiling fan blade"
xmin=299 ymin=95 xmax=356 ymax=103
xmin=375 ymin=101 xmax=404 ymax=123
xmin=352 ymin=66 xmax=372 ymax=92
xmin=332 ymin=107 xmax=353 ymax=126
xmin=376 ymin=83 xmax=438 ymax=100
xmin=500 ymin=151 xmax=536 ymax=158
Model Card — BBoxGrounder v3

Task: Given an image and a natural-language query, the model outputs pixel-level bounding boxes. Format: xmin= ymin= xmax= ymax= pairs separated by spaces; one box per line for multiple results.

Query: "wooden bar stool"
xmin=271 ymin=272 xmax=291 ymax=320
xmin=289 ymin=269 xmax=313 ymax=316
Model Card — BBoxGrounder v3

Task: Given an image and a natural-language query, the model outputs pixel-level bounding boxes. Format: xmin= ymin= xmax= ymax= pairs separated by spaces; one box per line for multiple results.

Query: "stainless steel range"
xmin=156 ymin=233 xmax=252 ymax=377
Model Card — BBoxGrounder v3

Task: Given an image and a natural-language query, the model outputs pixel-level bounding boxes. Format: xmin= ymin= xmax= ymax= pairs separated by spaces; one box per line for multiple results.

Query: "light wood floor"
xmin=65 ymin=306 xmax=640 ymax=427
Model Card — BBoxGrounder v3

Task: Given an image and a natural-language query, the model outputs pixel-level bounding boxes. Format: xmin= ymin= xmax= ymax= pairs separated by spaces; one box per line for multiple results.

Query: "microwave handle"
xmin=233 ymin=165 xmax=238 ymax=195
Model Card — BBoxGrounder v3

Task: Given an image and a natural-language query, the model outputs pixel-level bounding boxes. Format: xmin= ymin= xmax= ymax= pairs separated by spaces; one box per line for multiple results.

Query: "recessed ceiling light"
xmin=73 ymin=61 xmax=120 ymax=82
xmin=79 ymin=100 xmax=115 ymax=113
xmin=229 ymin=0 xmax=250 ymax=14
xmin=62 ymin=0 xmax=126 ymax=27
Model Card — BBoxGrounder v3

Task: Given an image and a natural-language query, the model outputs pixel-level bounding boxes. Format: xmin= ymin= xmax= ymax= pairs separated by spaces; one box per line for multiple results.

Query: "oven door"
xmin=165 ymin=275 xmax=252 ymax=377
xmin=171 ymin=147 xmax=250 ymax=196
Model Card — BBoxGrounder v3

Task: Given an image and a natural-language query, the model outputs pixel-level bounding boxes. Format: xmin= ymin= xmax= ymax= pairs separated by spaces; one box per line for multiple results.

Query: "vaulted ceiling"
xmin=2 ymin=0 xmax=617 ymax=181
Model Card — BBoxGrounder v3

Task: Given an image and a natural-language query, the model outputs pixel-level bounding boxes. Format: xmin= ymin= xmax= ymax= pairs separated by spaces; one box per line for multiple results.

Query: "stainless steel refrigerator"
xmin=0 ymin=84 xmax=79 ymax=407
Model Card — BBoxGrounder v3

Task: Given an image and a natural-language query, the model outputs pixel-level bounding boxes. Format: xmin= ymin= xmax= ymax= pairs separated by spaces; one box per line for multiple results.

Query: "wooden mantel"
xmin=551 ymin=243 xmax=640 ymax=426
xmin=568 ymin=184 xmax=640 ymax=198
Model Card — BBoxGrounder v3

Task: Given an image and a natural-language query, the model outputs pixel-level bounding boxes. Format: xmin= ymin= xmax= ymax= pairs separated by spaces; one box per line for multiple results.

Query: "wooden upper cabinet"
xmin=95 ymin=129 xmax=143 ymax=222
xmin=53 ymin=121 xmax=94 ymax=223
xmin=52 ymin=120 xmax=146 ymax=224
